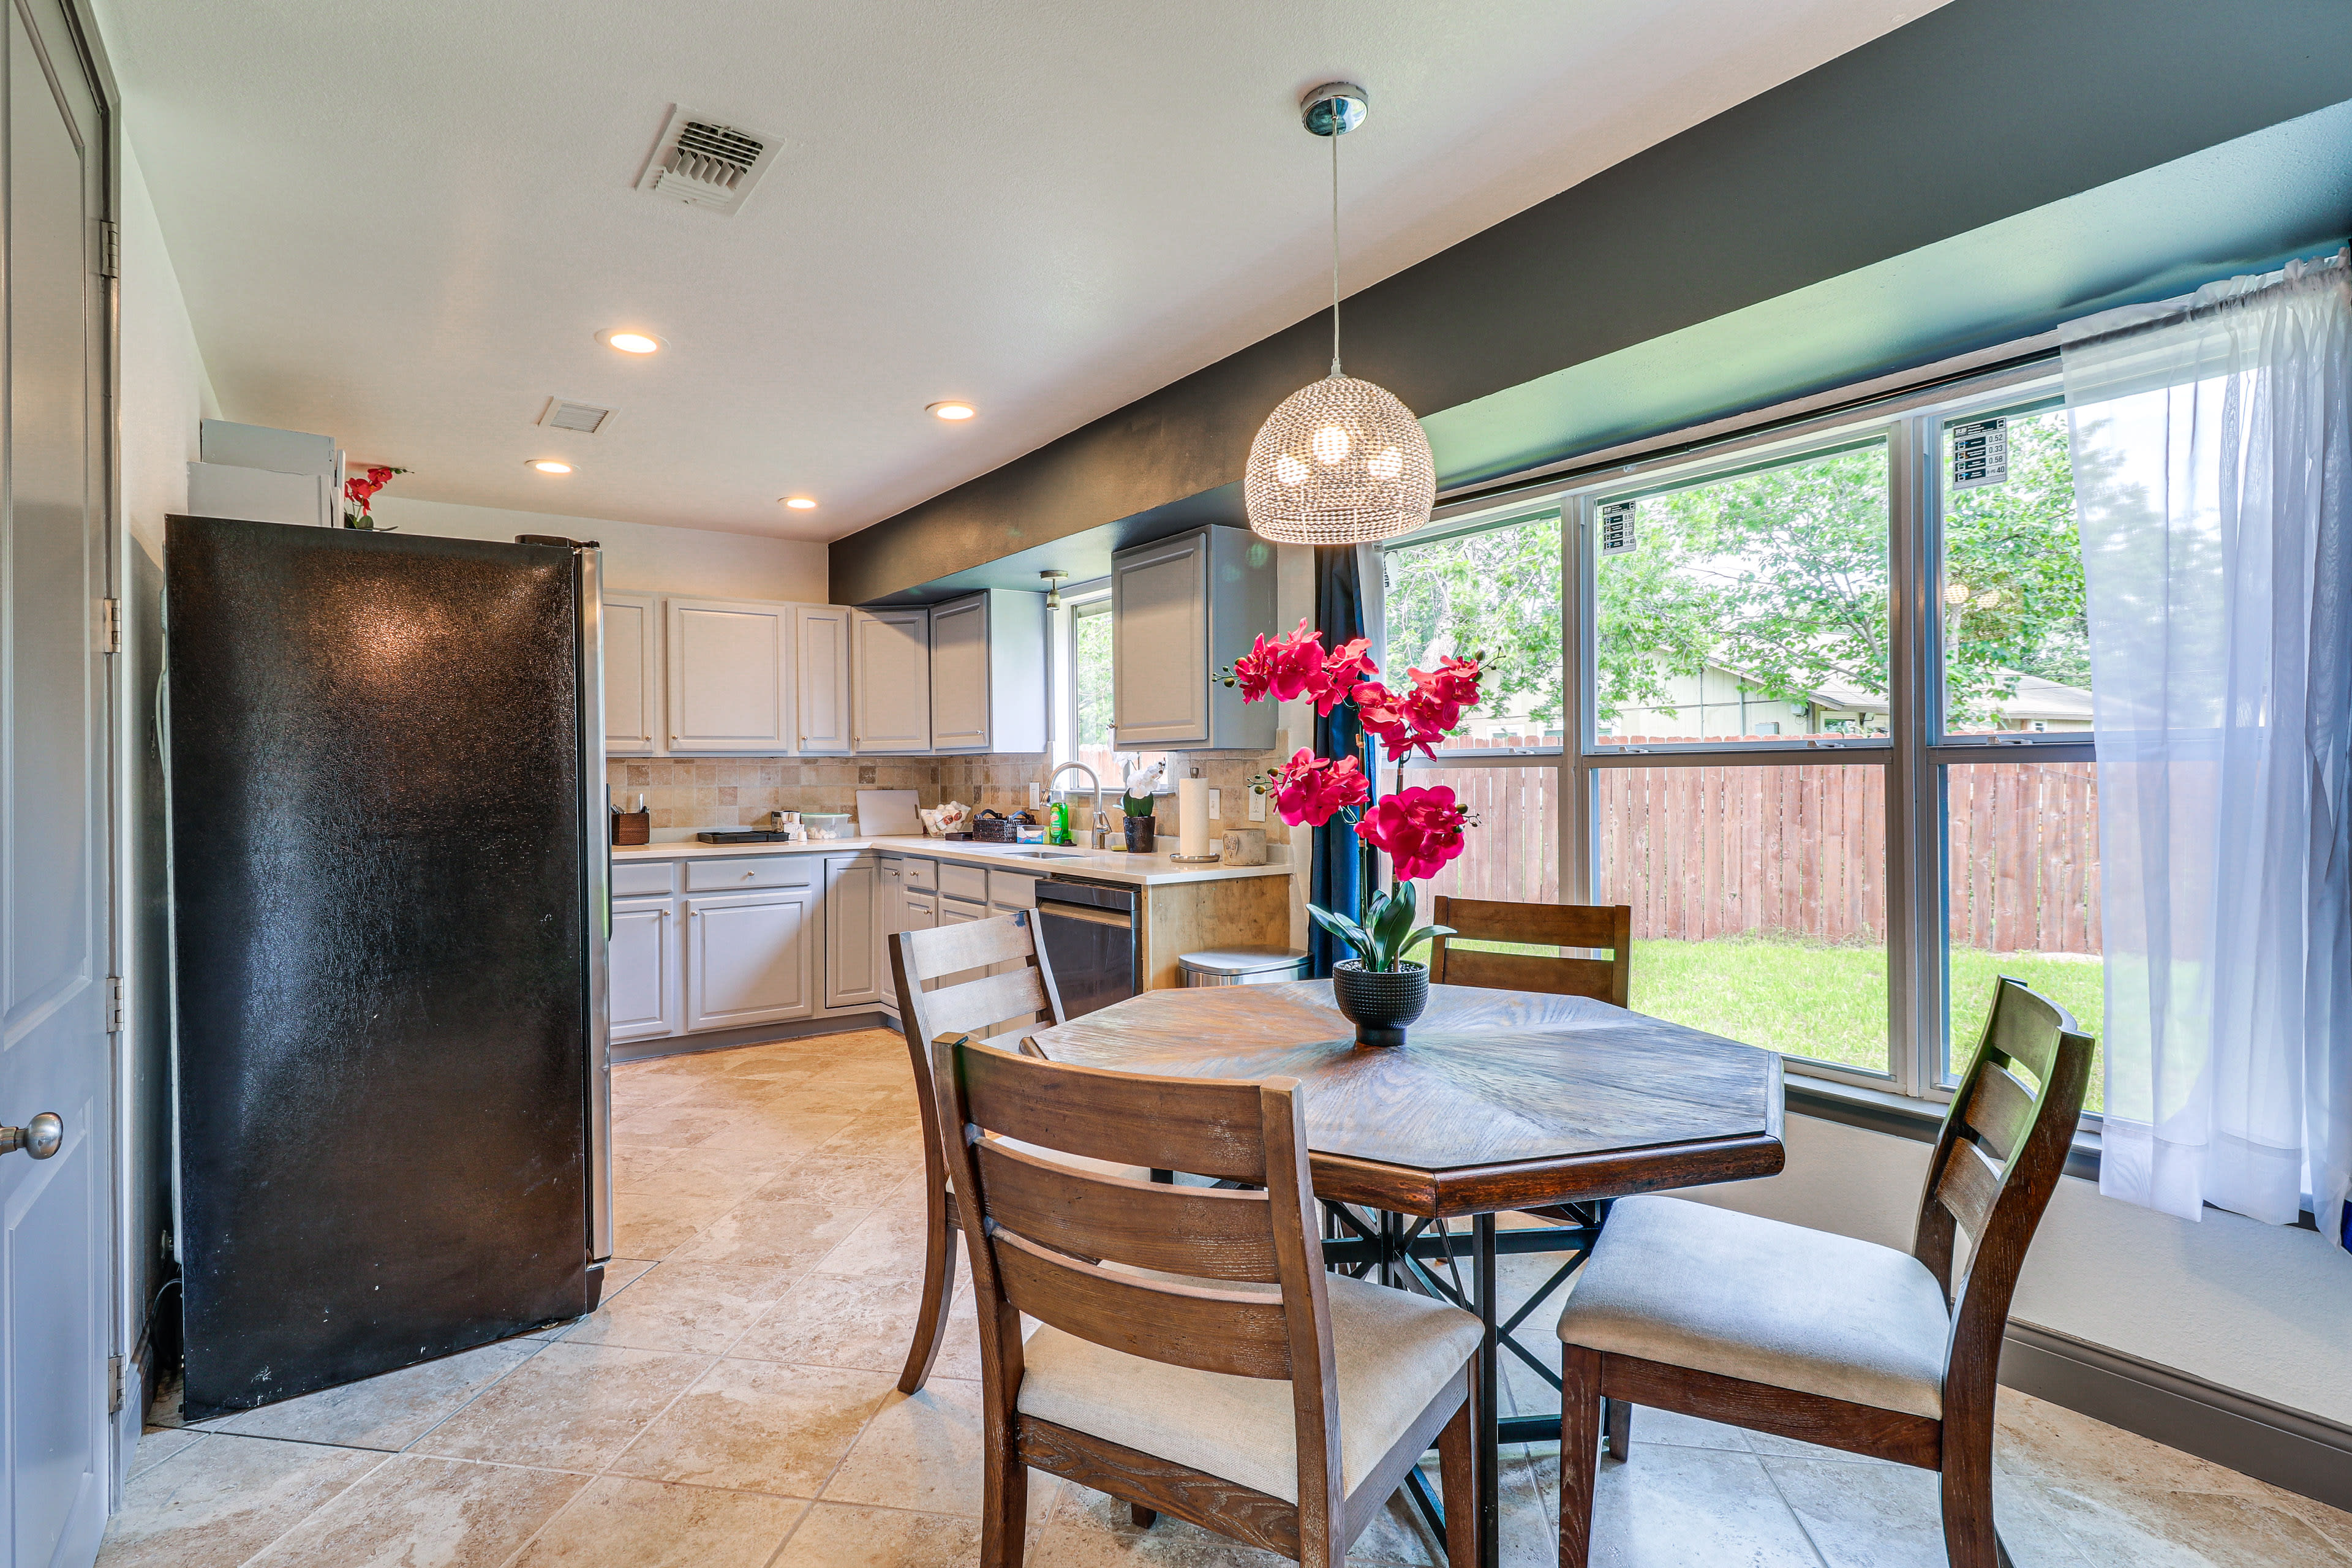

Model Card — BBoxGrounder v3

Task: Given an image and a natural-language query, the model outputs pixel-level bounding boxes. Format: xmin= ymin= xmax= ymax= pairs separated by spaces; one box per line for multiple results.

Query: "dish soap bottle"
xmin=1049 ymin=799 xmax=1072 ymax=846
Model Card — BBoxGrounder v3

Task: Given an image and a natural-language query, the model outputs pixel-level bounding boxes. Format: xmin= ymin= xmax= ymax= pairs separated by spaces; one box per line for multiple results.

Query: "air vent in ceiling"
xmin=540 ymin=398 xmax=612 ymax=434
xmin=636 ymin=106 xmax=778 ymax=216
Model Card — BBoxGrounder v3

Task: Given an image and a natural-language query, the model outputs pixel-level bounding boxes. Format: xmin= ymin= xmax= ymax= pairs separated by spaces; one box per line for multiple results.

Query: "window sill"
xmin=1782 ymin=1069 xmax=2101 ymax=1182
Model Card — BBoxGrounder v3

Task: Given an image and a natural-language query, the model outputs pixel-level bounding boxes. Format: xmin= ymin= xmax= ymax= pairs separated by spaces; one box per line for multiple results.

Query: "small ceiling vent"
xmin=636 ymin=106 xmax=778 ymax=216
xmin=540 ymin=398 xmax=612 ymax=434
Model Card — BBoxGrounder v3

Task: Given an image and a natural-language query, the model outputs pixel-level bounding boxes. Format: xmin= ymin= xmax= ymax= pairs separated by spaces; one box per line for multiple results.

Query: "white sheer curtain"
xmin=2064 ymin=248 xmax=2351 ymax=1246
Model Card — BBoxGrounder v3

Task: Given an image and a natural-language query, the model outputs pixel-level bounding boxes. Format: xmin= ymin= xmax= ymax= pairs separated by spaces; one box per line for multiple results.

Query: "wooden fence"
xmin=1406 ymin=739 xmax=2100 ymax=954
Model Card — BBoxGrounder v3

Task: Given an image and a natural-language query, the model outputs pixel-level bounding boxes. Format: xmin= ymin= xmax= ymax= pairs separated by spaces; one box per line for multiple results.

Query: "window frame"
xmin=1384 ymin=354 xmax=2095 ymax=1104
xmin=1049 ymin=578 xmax=1112 ymax=774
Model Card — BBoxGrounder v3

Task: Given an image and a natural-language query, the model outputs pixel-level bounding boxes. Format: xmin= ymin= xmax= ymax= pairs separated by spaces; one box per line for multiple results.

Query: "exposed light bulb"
xmin=529 ymin=459 xmax=573 ymax=474
xmin=782 ymin=496 xmax=818 ymax=510
xmin=1311 ymin=426 xmax=1349 ymax=465
xmin=928 ymin=401 xmax=977 ymax=421
xmin=596 ymin=328 xmax=665 ymax=354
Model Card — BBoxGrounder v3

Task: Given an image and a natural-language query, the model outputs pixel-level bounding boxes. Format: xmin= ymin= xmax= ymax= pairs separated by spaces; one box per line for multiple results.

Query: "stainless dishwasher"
xmin=1035 ymin=876 xmax=1138 ymax=1018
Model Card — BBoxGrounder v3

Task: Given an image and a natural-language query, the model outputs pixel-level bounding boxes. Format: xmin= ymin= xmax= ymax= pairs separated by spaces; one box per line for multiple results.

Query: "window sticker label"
xmin=1599 ymin=500 xmax=1638 ymax=556
xmin=1951 ymin=418 xmax=2008 ymax=490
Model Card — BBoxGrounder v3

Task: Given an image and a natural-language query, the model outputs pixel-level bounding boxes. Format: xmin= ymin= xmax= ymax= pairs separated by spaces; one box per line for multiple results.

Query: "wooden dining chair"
xmin=932 ymin=1031 xmax=1487 ymax=1568
xmin=1428 ymin=896 xmax=1632 ymax=1008
xmin=886 ymin=911 xmax=1109 ymax=1395
xmin=1555 ymin=978 xmax=2092 ymax=1568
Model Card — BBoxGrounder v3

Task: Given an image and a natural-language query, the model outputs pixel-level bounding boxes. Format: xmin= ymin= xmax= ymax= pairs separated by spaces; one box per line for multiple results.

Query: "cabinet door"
xmin=928 ymin=594 xmax=990 ymax=752
xmin=795 ymin=605 xmax=853 ymax=755
xmin=609 ymin=899 xmax=680 ymax=1042
xmin=937 ymin=895 xmax=990 ymax=988
xmin=824 ymin=855 xmax=883 ymax=1009
xmin=852 ymin=608 xmax=932 ymax=752
xmin=668 ymin=597 xmax=792 ymax=753
xmin=602 ymin=591 xmax=662 ymax=756
xmin=686 ymin=889 xmax=814 ymax=1029
xmin=1112 ymin=531 xmax=1209 ymax=746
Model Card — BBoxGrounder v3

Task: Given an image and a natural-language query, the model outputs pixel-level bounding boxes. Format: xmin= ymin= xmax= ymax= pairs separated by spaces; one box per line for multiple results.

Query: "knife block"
xmin=611 ymin=810 xmax=650 ymax=845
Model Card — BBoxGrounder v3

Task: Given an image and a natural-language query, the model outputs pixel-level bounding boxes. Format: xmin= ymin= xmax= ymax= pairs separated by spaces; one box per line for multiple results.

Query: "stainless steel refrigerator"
xmin=165 ymin=516 xmax=611 ymax=1421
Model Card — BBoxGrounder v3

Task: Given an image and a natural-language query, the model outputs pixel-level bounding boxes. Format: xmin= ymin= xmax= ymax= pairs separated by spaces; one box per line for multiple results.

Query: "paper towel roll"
xmin=1178 ymin=777 xmax=1211 ymax=858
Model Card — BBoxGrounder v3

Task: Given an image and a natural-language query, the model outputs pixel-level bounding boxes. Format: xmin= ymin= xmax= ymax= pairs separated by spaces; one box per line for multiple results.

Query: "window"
xmin=1382 ymin=359 xmax=2103 ymax=1103
xmin=1052 ymin=584 xmax=1167 ymax=802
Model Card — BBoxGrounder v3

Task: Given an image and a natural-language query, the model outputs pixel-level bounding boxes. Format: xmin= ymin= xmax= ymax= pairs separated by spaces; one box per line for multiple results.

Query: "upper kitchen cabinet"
xmin=602 ymin=590 xmax=661 ymax=756
xmin=852 ymin=608 xmax=931 ymax=753
xmin=666 ymin=597 xmax=793 ymax=753
xmin=1110 ymin=526 xmax=1276 ymax=750
xmin=794 ymin=605 xmax=853 ymax=755
xmin=929 ymin=589 xmax=1047 ymax=754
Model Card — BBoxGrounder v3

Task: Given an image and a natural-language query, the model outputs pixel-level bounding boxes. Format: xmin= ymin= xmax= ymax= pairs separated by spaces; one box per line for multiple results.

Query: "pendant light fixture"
xmin=1245 ymin=82 xmax=1435 ymax=545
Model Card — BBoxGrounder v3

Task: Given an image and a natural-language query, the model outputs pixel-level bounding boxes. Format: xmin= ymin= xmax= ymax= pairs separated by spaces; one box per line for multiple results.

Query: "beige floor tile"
xmin=614 ymin=1144 xmax=782 ymax=1197
xmin=1030 ymin=1483 xmax=1290 ymax=1566
xmin=1577 ymin=1442 xmax=1826 ymax=1567
xmin=508 ymin=1475 xmax=806 ymax=1567
xmin=753 ymin=1147 xmax=927 ymax=1207
xmin=1763 ymin=1453 xmax=1972 ymax=1568
xmin=245 ymin=1453 xmax=586 ymax=1567
xmin=612 ymin=1106 xmax=742 ymax=1150
xmin=407 ymin=1341 xmax=710 ymax=1472
xmin=124 ymin=1425 xmax=206 ymax=1480
xmin=663 ymin=1196 xmax=876 ymax=1272
xmin=98 ymin=1433 xmax=386 ymax=1568
xmin=693 ymin=1110 xmax=865 ymax=1161
xmin=731 ymin=1270 xmax=980 ymax=1380
xmin=771 ymin=1502 xmax=987 ymax=1566
xmin=608 ymin=1359 xmax=894 ymax=1495
xmin=611 ymin=1208 xmax=706 ymax=1261
xmin=563 ymin=1262 xmax=794 ymax=1354
xmin=812 ymin=1200 xmax=932 ymax=1283
xmin=206 ymin=1341 xmax=541 ymax=1451
xmin=2015 ymin=1476 xmax=2351 ymax=1568
xmin=823 ymin=1380 xmax=1059 ymax=1523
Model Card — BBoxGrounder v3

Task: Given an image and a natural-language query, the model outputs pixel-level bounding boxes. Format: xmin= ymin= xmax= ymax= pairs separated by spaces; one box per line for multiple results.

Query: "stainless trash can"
xmin=1179 ymin=946 xmax=1310 ymax=986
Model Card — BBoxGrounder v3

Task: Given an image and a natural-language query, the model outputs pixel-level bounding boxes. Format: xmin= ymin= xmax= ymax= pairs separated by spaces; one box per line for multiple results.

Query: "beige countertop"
xmin=612 ymin=834 xmax=1293 ymax=888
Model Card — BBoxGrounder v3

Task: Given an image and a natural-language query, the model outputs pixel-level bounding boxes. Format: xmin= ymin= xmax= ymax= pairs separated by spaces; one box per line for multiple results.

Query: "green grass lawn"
xmin=1411 ymin=933 xmax=2105 ymax=1107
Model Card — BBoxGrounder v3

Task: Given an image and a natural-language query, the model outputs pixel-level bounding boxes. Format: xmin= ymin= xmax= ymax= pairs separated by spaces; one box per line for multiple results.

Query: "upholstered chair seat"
xmin=1557 ymin=1194 xmax=1950 ymax=1419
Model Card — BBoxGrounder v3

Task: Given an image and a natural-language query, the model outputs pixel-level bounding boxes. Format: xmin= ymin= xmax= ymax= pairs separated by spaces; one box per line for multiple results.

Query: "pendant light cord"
xmin=1329 ymin=123 xmax=1343 ymax=377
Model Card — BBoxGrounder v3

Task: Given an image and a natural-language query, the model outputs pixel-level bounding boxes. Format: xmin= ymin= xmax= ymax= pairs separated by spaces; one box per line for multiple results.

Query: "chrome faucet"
xmin=1043 ymin=761 xmax=1107 ymax=848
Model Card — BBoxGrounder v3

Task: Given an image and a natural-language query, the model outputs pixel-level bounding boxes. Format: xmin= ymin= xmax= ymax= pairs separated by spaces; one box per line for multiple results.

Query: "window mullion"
xmin=1885 ymin=413 xmax=1941 ymax=1100
xmin=1563 ymin=495 xmax=1593 ymax=900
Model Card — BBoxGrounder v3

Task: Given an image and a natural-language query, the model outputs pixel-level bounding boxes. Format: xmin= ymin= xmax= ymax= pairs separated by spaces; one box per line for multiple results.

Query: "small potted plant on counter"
xmin=1118 ymin=758 xmax=1164 ymax=852
xmin=1224 ymin=622 xmax=1482 ymax=1046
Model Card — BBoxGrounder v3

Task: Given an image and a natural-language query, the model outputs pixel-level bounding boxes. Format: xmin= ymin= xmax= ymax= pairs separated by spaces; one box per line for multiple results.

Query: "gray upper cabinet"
xmin=929 ymin=589 xmax=1047 ymax=754
xmin=1111 ymin=527 xmax=1276 ymax=750
xmin=601 ymin=590 xmax=661 ymax=756
xmin=666 ymin=596 xmax=793 ymax=753
xmin=852 ymin=608 xmax=932 ymax=753
xmin=794 ymin=604 xmax=853 ymax=755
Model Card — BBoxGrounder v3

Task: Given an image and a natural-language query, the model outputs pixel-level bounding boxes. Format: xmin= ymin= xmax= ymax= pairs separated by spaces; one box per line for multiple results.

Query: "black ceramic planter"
xmin=1123 ymin=815 xmax=1156 ymax=852
xmin=1332 ymin=959 xmax=1429 ymax=1047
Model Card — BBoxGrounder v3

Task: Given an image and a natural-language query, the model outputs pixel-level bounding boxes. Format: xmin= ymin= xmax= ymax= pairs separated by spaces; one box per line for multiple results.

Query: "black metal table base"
xmin=1320 ymin=1202 xmax=1610 ymax=1567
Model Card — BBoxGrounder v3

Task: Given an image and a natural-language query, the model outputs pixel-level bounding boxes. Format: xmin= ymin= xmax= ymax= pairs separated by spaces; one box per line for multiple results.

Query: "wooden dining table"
xmin=1028 ymin=977 xmax=1787 ymax=1568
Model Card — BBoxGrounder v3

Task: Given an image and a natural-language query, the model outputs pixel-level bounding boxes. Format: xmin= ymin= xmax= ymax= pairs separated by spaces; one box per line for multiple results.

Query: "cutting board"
xmin=856 ymin=788 xmax=923 ymax=837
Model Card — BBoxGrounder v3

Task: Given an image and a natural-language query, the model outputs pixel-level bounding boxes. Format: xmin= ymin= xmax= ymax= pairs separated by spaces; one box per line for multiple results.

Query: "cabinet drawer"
xmin=938 ymin=862 xmax=988 ymax=903
xmin=686 ymin=856 xmax=816 ymax=891
xmin=901 ymin=856 xmax=937 ymax=892
xmin=612 ymin=860 xmax=678 ymax=897
xmin=987 ymin=870 xmax=1038 ymax=908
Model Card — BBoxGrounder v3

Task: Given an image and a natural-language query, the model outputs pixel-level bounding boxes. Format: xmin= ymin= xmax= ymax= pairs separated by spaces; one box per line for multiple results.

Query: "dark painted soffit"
xmin=832 ymin=0 xmax=2352 ymax=606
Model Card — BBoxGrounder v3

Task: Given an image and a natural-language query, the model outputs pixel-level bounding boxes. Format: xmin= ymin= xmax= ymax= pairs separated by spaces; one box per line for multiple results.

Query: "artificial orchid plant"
xmin=1222 ymin=620 xmax=1483 ymax=973
xmin=342 ymin=465 xmax=409 ymax=529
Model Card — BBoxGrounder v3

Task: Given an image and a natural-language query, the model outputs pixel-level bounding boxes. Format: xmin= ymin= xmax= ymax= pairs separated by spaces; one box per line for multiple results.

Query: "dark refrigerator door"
xmin=167 ymin=516 xmax=592 ymax=1419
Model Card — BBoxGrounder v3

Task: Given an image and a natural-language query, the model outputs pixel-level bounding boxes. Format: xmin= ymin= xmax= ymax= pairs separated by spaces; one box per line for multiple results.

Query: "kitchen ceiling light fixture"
xmin=782 ymin=496 xmax=818 ymax=510
xmin=927 ymin=401 xmax=977 ymax=421
xmin=1245 ymin=82 xmax=1434 ymax=546
xmin=1039 ymin=568 xmax=1069 ymax=609
xmin=528 ymin=458 xmax=574 ymax=474
xmin=596 ymin=328 xmax=665 ymax=355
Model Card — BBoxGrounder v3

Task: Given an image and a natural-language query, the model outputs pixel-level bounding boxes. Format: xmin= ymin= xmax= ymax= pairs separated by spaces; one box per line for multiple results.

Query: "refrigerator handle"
xmin=576 ymin=546 xmax=614 ymax=1264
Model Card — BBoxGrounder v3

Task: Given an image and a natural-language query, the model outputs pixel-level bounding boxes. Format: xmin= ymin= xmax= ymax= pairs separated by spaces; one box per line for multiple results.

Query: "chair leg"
xmin=1605 ymin=1396 xmax=1631 ymax=1460
xmin=1940 ymin=1448 xmax=2000 ymax=1568
xmin=1128 ymin=1504 xmax=1158 ymax=1528
xmin=980 ymin=1431 xmax=1028 ymax=1568
xmin=1558 ymin=1346 xmax=1602 ymax=1568
xmin=897 ymin=1185 xmax=957 ymax=1395
xmin=1437 ymin=1392 xmax=1481 ymax=1568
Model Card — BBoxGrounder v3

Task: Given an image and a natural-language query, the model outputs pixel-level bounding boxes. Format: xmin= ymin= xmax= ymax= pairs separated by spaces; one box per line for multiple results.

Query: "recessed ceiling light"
xmin=782 ymin=496 xmax=818 ymax=510
xmin=927 ymin=401 xmax=976 ymax=421
xmin=596 ymin=329 xmax=665 ymax=355
xmin=529 ymin=459 xmax=574 ymax=475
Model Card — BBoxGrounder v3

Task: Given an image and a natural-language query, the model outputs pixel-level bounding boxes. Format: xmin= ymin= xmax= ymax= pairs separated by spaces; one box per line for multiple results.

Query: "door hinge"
xmin=101 ymin=597 xmax=121 ymax=654
xmin=106 ymin=974 xmax=125 ymax=1033
xmin=99 ymin=220 xmax=119 ymax=279
xmin=108 ymin=1355 xmax=124 ymax=1414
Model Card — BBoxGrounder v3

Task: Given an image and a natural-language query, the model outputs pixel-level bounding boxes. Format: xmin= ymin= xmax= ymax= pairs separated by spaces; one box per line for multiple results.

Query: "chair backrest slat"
xmin=1932 ymin=1138 xmax=2002 ymax=1238
xmin=1431 ymin=897 xmax=1632 ymax=1008
xmin=1956 ymin=1061 xmax=2034 ymax=1164
xmin=962 ymin=1034 xmax=1268 ymax=1183
xmin=901 ymin=915 xmax=1041 ymax=978
xmin=991 ymin=1228 xmax=1294 ymax=1378
xmin=924 ymin=966 xmax=1053 ymax=1039
xmin=975 ymin=1139 xmax=1280 ymax=1281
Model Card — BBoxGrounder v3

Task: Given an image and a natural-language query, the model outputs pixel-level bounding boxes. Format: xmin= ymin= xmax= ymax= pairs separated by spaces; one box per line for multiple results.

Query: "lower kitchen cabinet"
xmin=686 ymin=888 xmax=815 ymax=1030
xmin=609 ymin=897 xmax=680 ymax=1042
xmin=824 ymin=853 xmax=883 ymax=1009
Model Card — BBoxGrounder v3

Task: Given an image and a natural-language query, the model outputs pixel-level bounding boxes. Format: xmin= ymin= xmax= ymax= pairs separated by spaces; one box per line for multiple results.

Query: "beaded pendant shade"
xmin=1246 ymin=83 xmax=1434 ymax=546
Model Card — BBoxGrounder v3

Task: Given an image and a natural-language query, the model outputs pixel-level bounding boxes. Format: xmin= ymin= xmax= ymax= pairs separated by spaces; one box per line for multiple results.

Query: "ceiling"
xmin=104 ymin=0 xmax=1948 ymax=543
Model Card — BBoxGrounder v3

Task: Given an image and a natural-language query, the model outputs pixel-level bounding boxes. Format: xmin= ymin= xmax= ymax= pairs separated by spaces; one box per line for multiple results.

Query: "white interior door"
xmin=3 ymin=4 xmax=111 ymax=1563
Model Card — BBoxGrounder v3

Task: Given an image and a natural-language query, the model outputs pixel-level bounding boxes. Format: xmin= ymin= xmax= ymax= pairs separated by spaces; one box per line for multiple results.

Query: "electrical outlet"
xmin=1248 ymin=788 xmax=1267 ymax=822
xmin=1028 ymin=782 xmax=1041 ymax=807
xmin=1208 ymin=789 xmax=1221 ymax=818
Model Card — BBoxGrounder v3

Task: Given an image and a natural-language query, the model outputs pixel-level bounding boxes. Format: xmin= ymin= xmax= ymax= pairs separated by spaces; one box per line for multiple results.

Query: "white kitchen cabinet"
xmin=936 ymin=892 xmax=989 ymax=988
xmin=685 ymin=888 xmax=814 ymax=1030
xmin=880 ymin=884 xmax=938 ymax=1020
xmin=824 ymin=854 xmax=883 ymax=1009
xmin=929 ymin=590 xmax=1047 ymax=754
xmin=608 ymin=897 xmax=680 ymax=1042
xmin=667 ymin=596 xmax=793 ymax=754
xmin=601 ymin=591 xmax=662 ymax=756
xmin=795 ymin=605 xmax=853 ymax=755
xmin=1111 ymin=527 xmax=1276 ymax=750
xmin=851 ymin=608 xmax=931 ymax=753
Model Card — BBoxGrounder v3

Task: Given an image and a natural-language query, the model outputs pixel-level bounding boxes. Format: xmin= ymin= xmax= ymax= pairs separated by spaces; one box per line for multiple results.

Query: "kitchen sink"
xmin=995 ymin=850 xmax=1087 ymax=859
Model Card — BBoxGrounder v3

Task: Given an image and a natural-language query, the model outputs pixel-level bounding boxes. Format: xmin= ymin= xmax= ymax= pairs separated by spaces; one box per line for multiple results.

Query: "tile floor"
xmin=106 ymin=1027 xmax=2352 ymax=1567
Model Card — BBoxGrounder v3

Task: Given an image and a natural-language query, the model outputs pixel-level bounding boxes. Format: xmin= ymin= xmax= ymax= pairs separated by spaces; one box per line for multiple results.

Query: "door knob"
xmin=1 ymin=1114 xmax=61 ymax=1159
